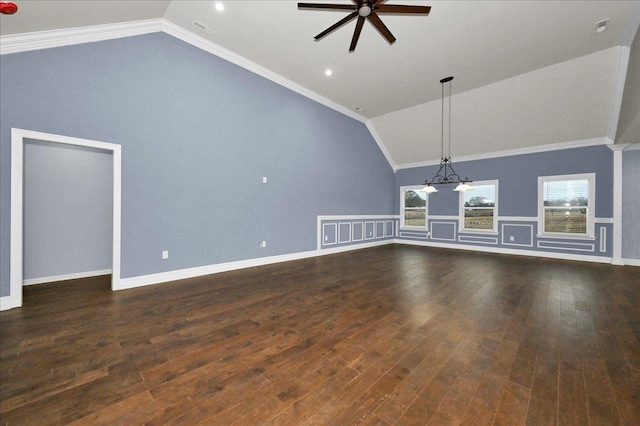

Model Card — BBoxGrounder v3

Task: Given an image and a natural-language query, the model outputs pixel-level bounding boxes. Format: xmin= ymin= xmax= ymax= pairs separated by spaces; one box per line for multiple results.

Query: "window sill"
xmin=537 ymin=233 xmax=595 ymax=241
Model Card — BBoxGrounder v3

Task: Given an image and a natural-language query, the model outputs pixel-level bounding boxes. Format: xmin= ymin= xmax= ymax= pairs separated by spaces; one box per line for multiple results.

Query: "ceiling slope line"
xmin=0 ymin=18 xmax=366 ymax=122
xmin=606 ymin=46 xmax=632 ymax=144
xmin=394 ymin=137 xmax=610 ymax=170
xmin=622 ymin=1 xmax=640 ymax=47
xmin=365 ymin=120 xmax=397 ymax=172
xmin=159 ymin=19 xmax=366 ymax=123
xmin=0 ymin=18 xmax=398 ymax=169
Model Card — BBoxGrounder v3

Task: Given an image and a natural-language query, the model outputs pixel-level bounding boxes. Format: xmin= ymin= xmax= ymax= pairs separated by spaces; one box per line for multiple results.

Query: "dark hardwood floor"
xmin=1 ymin=245 xmax=639 ymax=425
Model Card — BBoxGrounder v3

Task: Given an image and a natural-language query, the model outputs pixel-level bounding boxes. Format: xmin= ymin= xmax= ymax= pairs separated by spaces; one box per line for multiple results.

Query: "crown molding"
xmin=159 ymin=20 xmax=366 ymax=123
xmin=609 ymin=142 xmax=640 ymax=151
xmin=0 ymin=18 xmax=366 ymax=124
xmin=395 ymin=137 xmax=610 ymax=171
xmin=0 ymin=19 xmax=164 ymax=55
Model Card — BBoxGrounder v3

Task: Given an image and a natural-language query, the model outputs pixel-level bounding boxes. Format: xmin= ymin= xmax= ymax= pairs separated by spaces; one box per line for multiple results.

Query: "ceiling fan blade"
xmin=349 ymin=16 xmax=366 ymax=52
xmin=375 ymin=4 xmax=431 ymax=14
xmin=314 ymin=11 xmax=359 ymax=40
xmin=298 ymin=3 xmax=356 ymax=11
xmin=367 ymin=12 xmax=396 ymax=44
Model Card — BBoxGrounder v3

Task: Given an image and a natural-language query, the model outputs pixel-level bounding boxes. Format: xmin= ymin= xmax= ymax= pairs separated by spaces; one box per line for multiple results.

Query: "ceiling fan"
xmin=298 ymin=0 xmax=431 ymax=52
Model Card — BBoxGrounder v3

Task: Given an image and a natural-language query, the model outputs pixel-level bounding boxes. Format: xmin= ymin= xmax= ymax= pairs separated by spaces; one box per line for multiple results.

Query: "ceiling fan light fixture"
xmin=423 ymin=184 xmax=439 ymax=194
xmin=453 ymin=182 xmax=474 ymax=192
xmin=358 ymin=5 xmax=372 ymax=17
xmin=298 ymin=1 xmax=430 ymax=52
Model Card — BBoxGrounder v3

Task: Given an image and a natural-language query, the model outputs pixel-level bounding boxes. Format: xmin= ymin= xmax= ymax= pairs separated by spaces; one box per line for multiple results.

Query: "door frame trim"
xmin=9 ymin=128 xmax=122 ymax=309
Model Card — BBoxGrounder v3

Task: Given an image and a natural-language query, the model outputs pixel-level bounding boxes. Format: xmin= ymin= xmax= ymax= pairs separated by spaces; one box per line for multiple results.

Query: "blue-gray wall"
xmin=622 ymin=149 xmax=640 ymax=260
xmin=394 ymin=145 xmax=615 ymax=257
xmin=0 ymin=32 xmax=394 ymax=297
xmin=23 ymin=140 xmax=113 ymax=281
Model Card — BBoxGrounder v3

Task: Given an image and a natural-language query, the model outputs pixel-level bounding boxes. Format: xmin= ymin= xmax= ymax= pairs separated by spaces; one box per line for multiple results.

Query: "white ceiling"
xmin=1 ymin=0 xmax=639 ymax=165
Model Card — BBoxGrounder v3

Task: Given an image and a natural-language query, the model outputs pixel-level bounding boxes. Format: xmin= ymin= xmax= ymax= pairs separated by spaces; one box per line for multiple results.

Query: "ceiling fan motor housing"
xmin=359 ymin=5 xmax=372 ymax=17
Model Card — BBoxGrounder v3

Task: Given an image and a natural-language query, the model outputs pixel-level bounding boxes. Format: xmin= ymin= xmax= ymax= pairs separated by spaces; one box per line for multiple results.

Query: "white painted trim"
xmin=365 ymin=120 xmax=397 ymax=171
xmin=338 ymin=222 xmax=352 ymax=244
xmin=159 ymin=20 xmax=366 ymax=124
xmin=537 ymin=240 xmax=595 ymax=253
xmin=538 ymin=172 xmax=596 ymax=239
xmin=458 ymin=235 xmax=498 ymax=245
xmin=428 ymin=215 xmax=459 ymax=221
xmin=0 ymin=19 xmax=164 ymax=55
xmin=119 ymin=240 xmax=393 ymax=291
xmin=322 ymin=223 xmax=338 ymax=246
xmin=385 ymin=220 xmax=394 ymax=237
xmin=430 ymin=222 xmax=457 ymax=242
xmin=607 ymin=46 xmax=631 ymax=143
xmin=8 ymin=128 xmax=122 ymax=311
xmin=610 ymin=146 xmax=625 ymax=265
xmin=399 ymin=231 xmax=429 ymax=239
xmin=501 ymin=223 xmax=534 ymax=247
xmin=599 ymin=227 xmax=607 ymax=253
xmin=498 ymin=216 xmax=537 ymax=222
xmin=318 ymin=214 xmax=399 ymax=220
xmin=352 ymin=222 xmax=364 ymax=242
xmin=318 ymin=240 xmax=393 ymax=256
xmin=623 ymin=143 xmax=640 ymax=151
xmin=0 ymin=19 xmax=366 ymax=123
xmin=400 ymin=185 xmax=428 ymax=230
xmin=395 ymin=137 xmax=610 ymax=170
xmin=459 ymin=180 xmax=499 ymax=234
xmin=23 ymin=270 xmax=112 ymax=286
xmin=622 ymin=258 xmax=640 ymax=267
xmin=0 ymin=296 xmax=12 ymax=311
xmin=394 ymin=239 xmax=611 ymax=264
xmin=365 ymin=221 xmax=376 ymax=240
xmin=595 ymin=218 xmax=614 ymax=224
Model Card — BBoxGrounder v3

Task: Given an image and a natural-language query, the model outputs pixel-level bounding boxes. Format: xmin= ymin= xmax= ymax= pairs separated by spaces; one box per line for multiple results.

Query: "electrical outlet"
xmin=509 ymin=236 xmax=515 ymax=242
xmin=262 ymin=176 xmax=267 ymax=184
xmin=162 ymin=250 xmax=169 ymax=259
xmin=258 ymin=241 xmax=267 ymax=248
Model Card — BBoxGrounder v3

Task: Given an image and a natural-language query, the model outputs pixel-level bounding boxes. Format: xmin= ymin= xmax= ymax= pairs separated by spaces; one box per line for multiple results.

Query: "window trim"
xmin=459 ymin=180 xmax=499 ymax=234
xmin=400 ymin=185 xmax=428 ymax=230
xmin=537 ymin=173 xmax=595 ymax=239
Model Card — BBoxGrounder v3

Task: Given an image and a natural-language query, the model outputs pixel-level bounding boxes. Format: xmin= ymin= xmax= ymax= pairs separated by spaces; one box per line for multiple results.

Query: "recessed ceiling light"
xmin=324 ymin=69 xmax=333 ymax=77
xmin=596 ymin=19 xmax=608 ymax=33
xmin=215 ymin=2 xmax=224 ymax=12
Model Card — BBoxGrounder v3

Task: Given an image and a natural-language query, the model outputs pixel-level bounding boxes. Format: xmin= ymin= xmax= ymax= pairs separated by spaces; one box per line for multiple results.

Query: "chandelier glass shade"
xmin=422 ymin=76 xmax=473 ymax=193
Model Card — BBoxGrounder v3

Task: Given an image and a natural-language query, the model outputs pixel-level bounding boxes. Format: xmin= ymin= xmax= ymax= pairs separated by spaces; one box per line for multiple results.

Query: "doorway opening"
xmin=9 ymin=128 xmax=122 ymax=309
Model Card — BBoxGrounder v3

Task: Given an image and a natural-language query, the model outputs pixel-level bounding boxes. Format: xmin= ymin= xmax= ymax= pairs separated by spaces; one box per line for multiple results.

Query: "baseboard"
xmin=622 ymin=258 xmax=640 ymax=267
xmin=0 ymin=295 xmax=14 ymax=311
xmin=23 ymin=269 xmax=112 ymax=286
xmin=394 ymin=239 xmax=613 ymax=264
xmin=119 ymin=241 xmax=393 ymax=291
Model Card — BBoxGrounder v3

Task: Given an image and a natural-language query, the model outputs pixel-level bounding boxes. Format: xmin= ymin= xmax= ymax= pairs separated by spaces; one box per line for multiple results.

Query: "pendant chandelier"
xmin=422 ymin=76 xmax=473 ymax=193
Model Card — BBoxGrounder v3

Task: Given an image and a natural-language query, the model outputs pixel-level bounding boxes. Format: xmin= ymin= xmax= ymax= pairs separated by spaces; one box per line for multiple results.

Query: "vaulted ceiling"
xmin=1 ymin=1 xmax=639 ymax=168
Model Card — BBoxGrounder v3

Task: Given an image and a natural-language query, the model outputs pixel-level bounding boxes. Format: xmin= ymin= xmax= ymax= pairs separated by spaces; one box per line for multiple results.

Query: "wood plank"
xmin=1 ymin=246 xmax=639 ymax=424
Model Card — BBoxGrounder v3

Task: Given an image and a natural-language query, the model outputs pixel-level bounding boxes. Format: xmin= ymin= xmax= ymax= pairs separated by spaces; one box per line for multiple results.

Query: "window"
xmin=538 ymin=173 xmax=595 ymax=237
xmin=459 ymin=180 xmax=498 ymax=233
xmin=400 ymin=186 xmax=427 ymax=229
